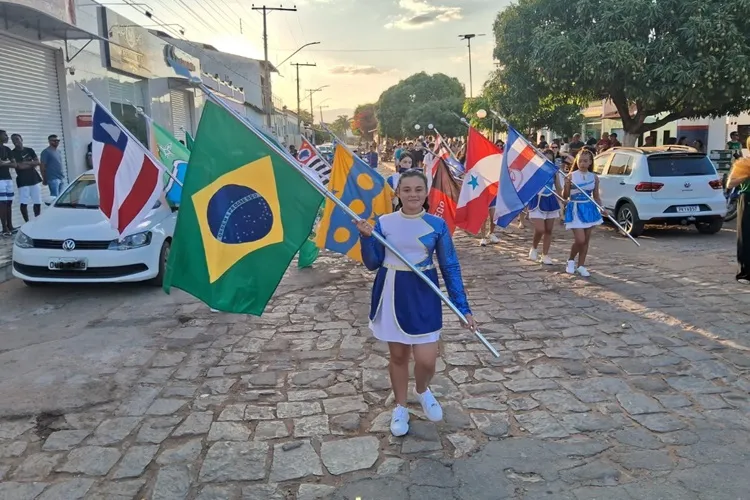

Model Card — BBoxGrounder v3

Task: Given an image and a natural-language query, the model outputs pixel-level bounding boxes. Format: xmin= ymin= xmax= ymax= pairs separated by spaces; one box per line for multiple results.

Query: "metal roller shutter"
xmin=0 ymin=34 xmax=66 ymax=227
xmin=170 ymin=90 xmax=189 ymax=141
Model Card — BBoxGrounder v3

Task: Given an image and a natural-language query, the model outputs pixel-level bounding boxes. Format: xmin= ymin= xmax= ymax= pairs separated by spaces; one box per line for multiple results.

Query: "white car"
xmin=594 ymin=146 xmax=726 ymax=237
xmin=12 ymin=173 xmax=175 ymax=286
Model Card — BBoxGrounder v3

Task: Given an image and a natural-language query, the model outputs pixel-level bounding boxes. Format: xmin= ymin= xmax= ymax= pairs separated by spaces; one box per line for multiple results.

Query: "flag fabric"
xmin=185 ymin=131 xmax=195 ymax=151
xmin=297 ymin=138 xmax=332 ymax=186
xmin=455 ymin=127 xmax=503 ymax=234
xmin=436 ymin=135 xmax=464 ymax=176
xmin=146 ymin=117 xmax=189 ymax=205
xmin=428 ymin=157 xmax=461 ymax=234
xmin=494 ymin=126 xmax=559 ymax=228
xmin=164 ymin=100 xmax=323 ymax=315
xmin=315 ymin=144 xmax=393 ymax=262
xmin=91 ymin=103 xmax=163 ymax=237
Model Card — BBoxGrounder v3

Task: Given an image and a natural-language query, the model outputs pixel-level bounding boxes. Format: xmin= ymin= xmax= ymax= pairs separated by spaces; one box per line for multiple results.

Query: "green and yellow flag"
xmin=164 ymin=100 xmax=323 ymax=315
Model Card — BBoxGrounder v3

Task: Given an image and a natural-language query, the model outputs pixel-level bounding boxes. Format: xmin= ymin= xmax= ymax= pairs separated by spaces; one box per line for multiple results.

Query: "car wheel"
xmin=150 ymin=240 xmax=171 ymax=287
xmin=616 ymin=202 xmax=644 ymax=237
xmin=696 ymin=219 xmax=723 ymax=235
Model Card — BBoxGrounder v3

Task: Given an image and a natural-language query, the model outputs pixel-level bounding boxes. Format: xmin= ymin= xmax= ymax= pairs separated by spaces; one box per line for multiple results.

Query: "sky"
xmin=113 ymin=0 xmax=509 ymax=122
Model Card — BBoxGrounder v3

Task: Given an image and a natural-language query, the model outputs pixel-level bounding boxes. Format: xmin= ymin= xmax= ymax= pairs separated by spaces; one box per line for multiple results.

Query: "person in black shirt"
xmin=0 ymin=130 xmax=15 ymax=236
xmin=11 ymin=134 xmax=42 ymax=222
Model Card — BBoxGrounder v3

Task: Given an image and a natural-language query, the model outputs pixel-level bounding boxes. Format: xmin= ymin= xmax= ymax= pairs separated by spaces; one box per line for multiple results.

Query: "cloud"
xmin=385 ymin=0 xmax=462 ymax=30
xmin=330 ymin=65 xmax=390 ymax=75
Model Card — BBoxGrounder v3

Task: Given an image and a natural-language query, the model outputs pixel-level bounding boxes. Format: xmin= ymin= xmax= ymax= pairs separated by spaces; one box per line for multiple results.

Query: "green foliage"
xmin=298 ymin=109 xmax=314 ymax=127
xmin=376 ymin=72 xmax=466 ymax=138
xmin=330 ymin=115 xmax=351 ymax=138
xmin=493 ymin=0 xmax=750 ymax=137
xmin=352 ymin=103 xmax=378 ymax=141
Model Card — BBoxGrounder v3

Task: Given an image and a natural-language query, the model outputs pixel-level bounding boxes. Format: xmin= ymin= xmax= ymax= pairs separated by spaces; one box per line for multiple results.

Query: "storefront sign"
xmin=164 ymin=44 xmax=200 ymax=81
xmin=104 ymin=11 xmax=152 ymax=78
xmin=6 ymin=0 xmax=76 ymax=24
xmin=76 ymin=114 xmax=93 ymax=127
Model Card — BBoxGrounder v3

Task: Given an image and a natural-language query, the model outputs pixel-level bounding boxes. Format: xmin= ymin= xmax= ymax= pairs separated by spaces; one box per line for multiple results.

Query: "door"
xmin=600 ymin=153 xmax=635 ymax=209
xmin=170 ymin=89 xmax=190 ymax=142
xmin=593 ymin=153 xmax=615 ymax=209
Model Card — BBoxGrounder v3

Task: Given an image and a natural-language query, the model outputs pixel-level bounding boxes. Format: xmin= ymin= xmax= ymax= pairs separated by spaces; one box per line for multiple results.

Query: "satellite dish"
xmin=427 ymin=124 xmax=434 ymax=130
xmin=476 ymin=109 xmax=488 ymax=119
xmin=414 ymin=124 xmax=421 ymax=130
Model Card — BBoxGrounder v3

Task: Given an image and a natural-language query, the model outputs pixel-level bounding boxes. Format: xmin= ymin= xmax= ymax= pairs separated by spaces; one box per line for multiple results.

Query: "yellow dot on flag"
xmin=334 ymin=227 xmax=350 ymax=243
xmin=357 ymin=173 xmax=374 ymax=190
xmin=349 ymin=198 xmax=366 ymax=216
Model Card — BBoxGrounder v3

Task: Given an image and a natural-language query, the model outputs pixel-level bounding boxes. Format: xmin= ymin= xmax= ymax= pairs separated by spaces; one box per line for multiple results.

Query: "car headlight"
xmin=108 ymin=231 xmax=152 ymax=250
xmin=14 ymin=231 xmax=33 ymax=249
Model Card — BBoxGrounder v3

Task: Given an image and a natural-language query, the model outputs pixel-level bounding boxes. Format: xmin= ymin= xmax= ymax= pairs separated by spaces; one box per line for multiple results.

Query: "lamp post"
xmin=458 ymin=33 xmax=485 ymax=98
xmin=277 ymin=41 xmax=321 ymax=68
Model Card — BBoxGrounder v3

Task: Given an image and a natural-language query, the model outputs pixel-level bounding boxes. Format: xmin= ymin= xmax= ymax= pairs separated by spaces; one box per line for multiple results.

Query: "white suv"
xmin=594 ymin=146 xmax=726 ymax=237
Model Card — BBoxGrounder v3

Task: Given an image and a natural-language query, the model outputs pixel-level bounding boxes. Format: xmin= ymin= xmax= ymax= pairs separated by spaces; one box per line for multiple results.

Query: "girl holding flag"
xmin=563 ymin=149 xmax=606 ymax=277
xmin=528 ymin=148 xmax=563 ymax=264
xmin=355 ymin=169 xmax=476 ymax=437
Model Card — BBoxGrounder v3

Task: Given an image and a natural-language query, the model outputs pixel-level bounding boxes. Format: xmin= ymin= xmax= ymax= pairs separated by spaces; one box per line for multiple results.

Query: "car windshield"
xmin=54 ymin=175 xmax=100 ymax=208
xmin=647 ymin=154 xmax=716 ymax=177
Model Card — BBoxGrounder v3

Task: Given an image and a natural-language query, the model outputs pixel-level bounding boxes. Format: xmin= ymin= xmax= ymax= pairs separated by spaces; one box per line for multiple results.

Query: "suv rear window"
xmin=647 ymin=154 xmax=716 ymax=177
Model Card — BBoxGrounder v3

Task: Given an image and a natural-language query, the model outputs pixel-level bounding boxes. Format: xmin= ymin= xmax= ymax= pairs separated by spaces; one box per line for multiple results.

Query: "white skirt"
xmin=529 ymin=207 xmax=560 ymax=220
xmin=369 ymin=268 xmax=440 ymax=345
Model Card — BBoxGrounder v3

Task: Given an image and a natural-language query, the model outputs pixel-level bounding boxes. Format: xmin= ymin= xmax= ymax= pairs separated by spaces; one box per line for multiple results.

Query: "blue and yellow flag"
xmin=315 ymin=144 xmax=393 ymax=262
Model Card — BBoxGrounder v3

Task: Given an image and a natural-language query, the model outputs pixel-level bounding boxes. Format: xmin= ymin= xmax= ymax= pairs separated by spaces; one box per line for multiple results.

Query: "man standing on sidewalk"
xmin=0 ymin=130 xmax=15 ymax=236
xmin=11 ymin=133 xmax=42 ymax=222
xmin=41 ymin=134 xmax=66 ymax=197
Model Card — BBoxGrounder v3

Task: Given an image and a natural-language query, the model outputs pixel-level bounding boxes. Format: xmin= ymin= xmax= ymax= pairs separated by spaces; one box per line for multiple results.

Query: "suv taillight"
xmin=709 ymin=179 xmax=723 ymax=190
xmin=635 ymin=182 xmax=664 ymax=192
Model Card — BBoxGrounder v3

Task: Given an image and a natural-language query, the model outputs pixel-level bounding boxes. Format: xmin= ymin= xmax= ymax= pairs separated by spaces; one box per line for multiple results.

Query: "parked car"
xmin=12 ymin=172 xmax=176 ymax=286
xmin=594 ymin=146 xmax=726 ymax=237
xmin=317 ymin=143 xmax=334 ymax=163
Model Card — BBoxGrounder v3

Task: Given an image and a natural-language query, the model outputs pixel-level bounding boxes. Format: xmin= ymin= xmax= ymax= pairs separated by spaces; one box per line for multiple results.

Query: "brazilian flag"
xmin=185 ymin=131 xmax=195 ymax=151
xmin=164 ymin=101 xmax=323 ymax=315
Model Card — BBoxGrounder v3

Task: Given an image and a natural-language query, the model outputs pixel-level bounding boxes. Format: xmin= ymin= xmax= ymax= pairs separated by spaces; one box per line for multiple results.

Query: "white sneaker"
xmin=566 ymin=260 xmax=576 ymax=274
xmin=390 ymin=405 xmax=410 ymax=437
xmin=479 ymin=238 xmax=488 ymax=247
xmin=528 ymin=248 xmax=539 ymax=261
xmin=210 ymin=308 xmax=220 ymax=313
xmin=541 ymin=255 xmax=553 ymax=265
xmin=577 ymin=266 xmax=591 ymax=277
xmin=488 ymin=234 xmax=501 ymax=244
xmin=738 ymin=278 xmax=750 ymax=285
xmin=416 ymin=388 xmax=443 ymax=422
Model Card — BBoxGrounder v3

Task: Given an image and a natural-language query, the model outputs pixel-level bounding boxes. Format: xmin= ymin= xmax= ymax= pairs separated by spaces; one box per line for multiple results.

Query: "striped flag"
xmin=297 ymin=138 xmax=331 ymax=186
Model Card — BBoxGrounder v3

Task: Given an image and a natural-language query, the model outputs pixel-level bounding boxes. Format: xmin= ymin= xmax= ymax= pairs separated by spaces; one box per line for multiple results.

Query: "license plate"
xmin=48 ymin=258 xmax=87 ymax=271
xmin=676 ymin=206 xmax=699 ymax=213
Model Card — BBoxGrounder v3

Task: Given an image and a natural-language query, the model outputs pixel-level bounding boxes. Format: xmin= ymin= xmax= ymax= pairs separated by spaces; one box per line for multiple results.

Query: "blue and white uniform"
xmin=564 ymin=170 xmax=602 ymax=229
xmin=360 ymin=210 xmax=471 ymax=345
xmin=528 ymin=176 xmax=560 ymax=219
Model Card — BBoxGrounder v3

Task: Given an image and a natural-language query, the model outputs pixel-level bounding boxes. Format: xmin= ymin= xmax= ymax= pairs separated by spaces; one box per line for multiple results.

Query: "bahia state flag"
xmin=163 ymin=100 xmax=323 ymax=315
xmin=146 ymin=116 xmax=188 ymax=205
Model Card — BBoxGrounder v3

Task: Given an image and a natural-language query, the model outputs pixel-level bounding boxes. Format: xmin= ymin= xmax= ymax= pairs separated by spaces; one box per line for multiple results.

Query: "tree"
xmin=352 ymin=103 xmax=378 ymax=141
xmin=331 ymin=115 xmax=351 ymax=138
xmin=376 ymin=72 xmax=466 ymax=138
xmin=298 ymin=110 xmax=314 ymax=127
xmin=493 ymin=0 xmax=750 ymax=145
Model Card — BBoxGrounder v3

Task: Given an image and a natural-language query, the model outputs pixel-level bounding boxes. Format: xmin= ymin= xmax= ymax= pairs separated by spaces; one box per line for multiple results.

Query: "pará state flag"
xmin=164 ymin=100 xmax=323 ymax=315
xmin=146 ymin=116 xmax=188 ymax=205
xmin=455 ymin=127 xmax=502 ymax=234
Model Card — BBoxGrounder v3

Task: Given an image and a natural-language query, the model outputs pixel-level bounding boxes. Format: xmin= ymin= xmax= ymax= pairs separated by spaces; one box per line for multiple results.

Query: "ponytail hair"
xmin=394 ymin=168 xmax=430 ymax=212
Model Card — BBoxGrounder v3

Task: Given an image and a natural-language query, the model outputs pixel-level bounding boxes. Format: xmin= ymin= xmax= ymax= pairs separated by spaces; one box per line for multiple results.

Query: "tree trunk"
xmin=622 ymin=131 xmax=639 ymax=147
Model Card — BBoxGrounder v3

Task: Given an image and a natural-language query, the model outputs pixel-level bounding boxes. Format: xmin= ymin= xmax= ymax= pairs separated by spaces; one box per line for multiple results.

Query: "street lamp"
xmin=277 ymin=42 xmax=321 ymax=68
xmin=459 ymin=33 xmax=485 ymax=98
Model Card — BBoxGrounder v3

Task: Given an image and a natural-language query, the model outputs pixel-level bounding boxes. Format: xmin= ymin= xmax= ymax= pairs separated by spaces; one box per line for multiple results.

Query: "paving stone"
xmin=655 ymin=394 xmax=693 ymax=409
xmin=559 ymin=462 xmax=621 ymax=487
xmin=12 ymin=453 xmax=63 ymax=480
xmin=402 ymin=421 xmax=443 ymax=453
xmin=470 ymin=413 xmax=510 ymax=437
xmin=463 ymin=382 xmax=506 ymax=396
xmin=666 ymin=376 xmax=725 ymax=394
xmin=377 ymin=457 xmax=407 ymax=475
xmin=530 ymin=364 xmax=565 ymax=379
xmin=244 ymin=405 xmax=276 ymax=420
xmin=288 ymin=389 xmax=328 ymax=402
xmin=323 ymin=395 xmax=368 ymax=414
xmin=0 ymin=441 xmax=26 ymax=458
xmin=218 ymin=404 xmax=246 ymax=421
xmin=153 ymin=464 xmax=191 ymax=500
xmin=508 ymin=397 xmax=540 ymax=411
xmin=84 ymin=478 xmax=147 ymax=500
xmin=269 ymin=440 xmax=323 ymax=481
xmin=276 ymin=401 xmax=321 ymax=418
xmin=244 ymin=371 xmax=278 ymax=387
xmin=612 ymin=428 xmax=664 ymax=450
xmin=57 ymin=446 xmax=121 ymax=476
xmin=291 ymin=370 xmax=336 ymax=388
xmin=444 ymin=351 xmax=478 ymax=366
xmin=559 ymin=413 xmax=622 ymax=432
xmin=136 ymin=416 xmax=183 ymax=443
xmin=0 ymin=482 xmax=48 ymax=500
xmin=694 ymin=394 xmax=731 ymax=410
xmin=321 ymin=436 xmax=380 ymax=475
xmin=504 ymin=377 xmax=559 ymax=392
xmin=297 ymin=484 xmax=336 ymax=500
xmin=112 ymin=445 xmax=159 ymax=478
xmin=612 ymin=450 xmax=675 ymax=471
xmin=207 ymin=422 xmax=250 ymax=441
xmin=448 ymin=368 xmax=470 ymax=383
xmin=543 ymin=347 xmax=588 ymax=360
xmin=37 ymin=478 xmax=95 ymax=500
xmin=115 ymin=386 xmax=161 ymax=416
xmin=88 ymin=417 xmax=141 ymax=445
xmin=199 ymin=442 xmax=268 ymax=482
xmin=447 ymin=433 xmax=477 ymax=457
xmin=327 ymin=382 xmax=357 ymax=396
xmin=616 ymin=391 xmax=665 ymax=415
xmin=157 ymin=439 xmax=203 ymax=465
xmin=363 ymin=369 xmax=392 ymax=391
xmin=241 ymin=483 xmax=285 ymax=500
xmin=196 ymin=484 xmax=238 ymax=500
xmin=657 ymin=430 xmax=700 ymax=446
xmin=411 ymin=459 xmax=459 ymax=488
xmin=293 ymin=415 xmax=329 ymax=438
xmin=561 ymin=378 xmax=629 ymax=403
xmin=632 ymin=413 xmax=686 ymax=433
xmin=202 ymin=378 xmax=237 ymax=394
xmin=152 ymin=351 xmax=186 ymax=367
xmin=173 ymin=412 xmax=214 ymax=436
xmin=532 ymin=390 xmax=589 ymax=413
xmin=332 ymin=413 xmax=361 ymax=433
xmin=516 ymin=411 xmax=570 ymax=438
xmin=572 ymin=485 xmax=631 ymax=500
xmin=463 ymin=397 xmax=507 ymax=411
xmin=670 ymin=346 xmax=713 ymax=361
xmin=42 ymin=430 xmax=90 ymax=451
xmin=256 ymin=420 xmax=291 ymax=440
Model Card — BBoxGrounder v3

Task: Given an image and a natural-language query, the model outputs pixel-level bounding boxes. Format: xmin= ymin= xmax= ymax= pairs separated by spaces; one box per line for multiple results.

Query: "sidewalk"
xmin=0 ymin=236 xmax=12 ymax=283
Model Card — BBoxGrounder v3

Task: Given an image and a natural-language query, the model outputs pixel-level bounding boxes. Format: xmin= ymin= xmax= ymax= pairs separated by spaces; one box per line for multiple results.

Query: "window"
xmin=647 ymin=154 xmax=717 ymax=177
xmin=593 ymin=154 xmax=611 ymax=174
xmin=111 ymin=102 xmax=148 ymax=147
xmin=607 ymin=153 xmax=633 ymax=176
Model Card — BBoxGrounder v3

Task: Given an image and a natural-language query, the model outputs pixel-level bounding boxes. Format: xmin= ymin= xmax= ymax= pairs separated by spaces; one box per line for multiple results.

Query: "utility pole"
xmin=292 ymin=62 xmax=316 ymax=137
xmin=319 ymin=104 xmax=329 ymax=123
xmin=459 ymin=33 xmax=485 ymax=98
xmin=252 ymin=4 xmax=297 ymax=129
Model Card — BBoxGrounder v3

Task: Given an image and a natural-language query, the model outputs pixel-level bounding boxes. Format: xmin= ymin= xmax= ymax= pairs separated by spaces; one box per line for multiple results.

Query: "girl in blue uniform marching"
xmin=528 ymin=148 xmax=563 ymax=264
xmin=356 ymin=169 xmax=477 ymax=437
xmin=563 ymin=148 xmax=606 ymax=277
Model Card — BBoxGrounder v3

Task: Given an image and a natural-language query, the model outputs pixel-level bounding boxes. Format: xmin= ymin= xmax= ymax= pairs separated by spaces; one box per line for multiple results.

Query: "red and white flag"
xmin=428 ymin=158 xmax=461 ymax=234
xmin=297 ymin=137 xmax=331 ymax=186
xmin=455 ymin=127 xmax=503 ymax=234
xmin=91 ymin=103 xmax=164 ymax=237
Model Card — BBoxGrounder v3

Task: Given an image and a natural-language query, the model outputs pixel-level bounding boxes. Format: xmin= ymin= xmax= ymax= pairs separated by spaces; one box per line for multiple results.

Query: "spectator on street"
xmin=537 ymin=135 xmax=548 ymax=149
xmin=86 ymin=142 xmax=93 ymax=170
xmin=596 ymin=132 xmax=611 ymax=153
xmin=366 ymin=145 xmax=379 ymax=169
xmin=727 ymin=136 xmax=750 ymax=284
xmin=41 ymin=134 xmax=66 ymax=198
xmin=677 ymin=136 xmax=688 ymax=146
xmin=609 ymin=132 xmax=622 ymax=148
xmin=586 ymin=135 xmax=597 ymax=147
xmin=560 ymin=136 xmax=570 ymax=154
xmin=495 ymin=139 xmax=505 ymax=152
xmin=643 ymin=136 xmax=656 ymax=147
xmin=568 ymin=133 xmax=585 ymax=156
xmin=692 ymin=139 xmax=704 ymax=153
xmin=288 ymin=144 xmax=298 ymax=159
xmin=0 ymin=130 xmax=15 ymax=236
xmin=11 ymin=134 xmax=43 ymax=222
xmin=728 ymin=131 xmax=743 ymax=159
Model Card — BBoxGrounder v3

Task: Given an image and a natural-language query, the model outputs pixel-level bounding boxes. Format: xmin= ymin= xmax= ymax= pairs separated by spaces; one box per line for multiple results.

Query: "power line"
xmin=270 ymin=46 xmax=462 ymax=53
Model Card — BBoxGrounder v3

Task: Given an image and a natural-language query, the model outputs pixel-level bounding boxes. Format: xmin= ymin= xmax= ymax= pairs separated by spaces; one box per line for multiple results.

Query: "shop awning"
xmin=0 ymin=1 xmax=122 ymax=62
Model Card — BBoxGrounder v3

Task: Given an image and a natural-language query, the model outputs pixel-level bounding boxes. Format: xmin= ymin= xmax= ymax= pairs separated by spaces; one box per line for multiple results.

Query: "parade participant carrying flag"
xmin=455 ymin=127 xmax=503 ymax=234
xmin=428 ymin=157 xmax=461 ymax=234
xmin=494 ymin=126 xmax=559 ymax=227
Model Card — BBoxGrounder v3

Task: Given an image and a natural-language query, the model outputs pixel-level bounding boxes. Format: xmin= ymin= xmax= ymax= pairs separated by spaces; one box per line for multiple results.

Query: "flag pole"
xmin=80 ymin=85 xmax=184 ymax=188
xmin=487 ymin=110 xmax=640 ymax=247
xmin=197 ymin=84 xmax=499 ymax=357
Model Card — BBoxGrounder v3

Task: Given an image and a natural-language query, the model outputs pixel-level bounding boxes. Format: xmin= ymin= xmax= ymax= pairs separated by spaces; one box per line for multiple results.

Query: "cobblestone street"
xmin=0 ymin=215 xmax=749 ymax=499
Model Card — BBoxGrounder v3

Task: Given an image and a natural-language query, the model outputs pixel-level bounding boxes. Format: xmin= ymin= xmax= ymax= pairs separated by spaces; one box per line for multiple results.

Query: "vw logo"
xmin=684 ymin=182 xmax=692 ymax=188
xmin=62 ymin=239 xmax=76 ymax=251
